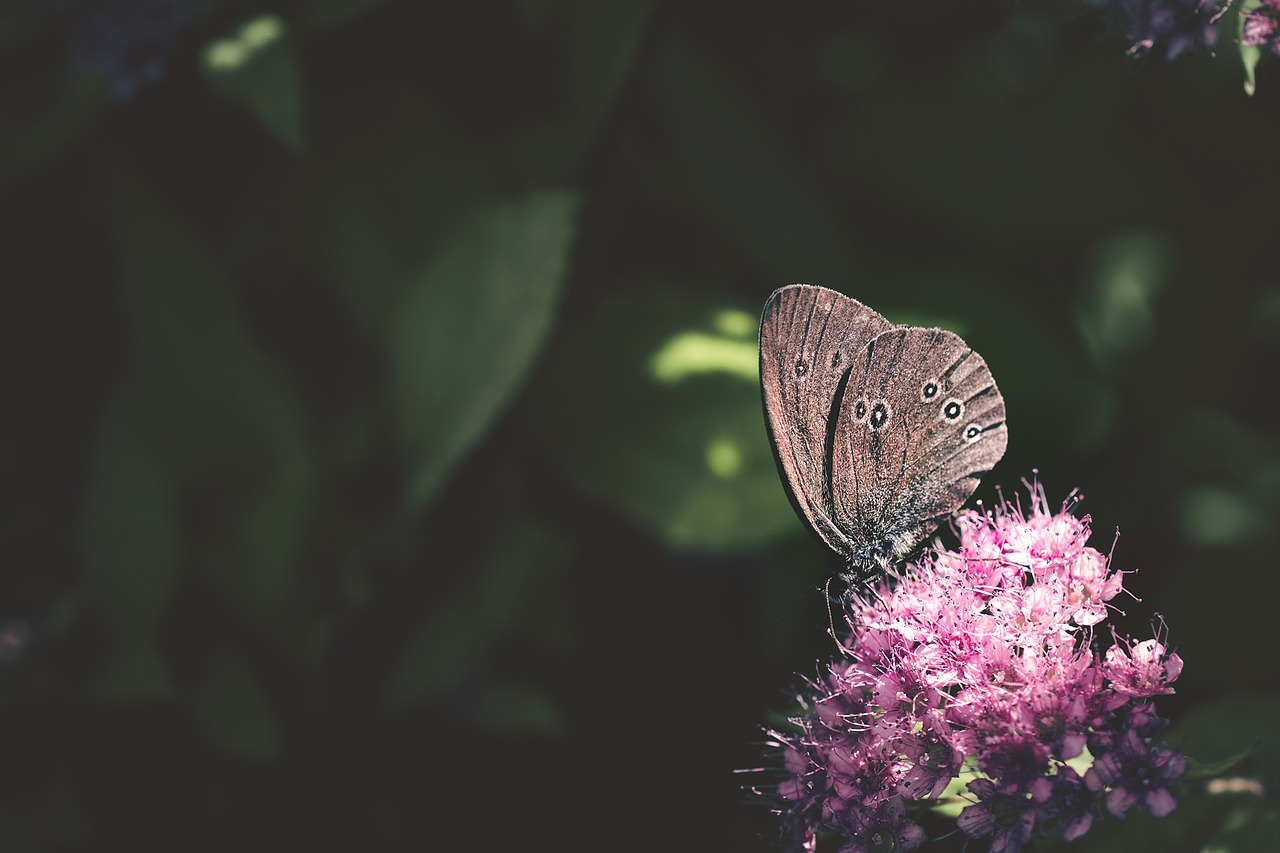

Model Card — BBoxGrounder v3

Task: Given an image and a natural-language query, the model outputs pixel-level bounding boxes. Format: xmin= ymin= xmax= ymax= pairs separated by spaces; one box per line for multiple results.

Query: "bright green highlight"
xmin=1180 ymin=487 xmax=1264 ymax=547
xmin=711 ymin=308 xmax=757 ymax=339
xmin=1064 ymin=745 xmax=1094 ymax=776
xmin=929 ymin=771 xmax=972 ymax=819
xmin=648 ymin=329 xmax=758 ymax=384
xmin=705 ymin=437 xmax=743 ymax=479
xmin=204 ymin=15 xmax=287 ymax=72
xmin=1079 ymin=230 xmax=1171 ymax=368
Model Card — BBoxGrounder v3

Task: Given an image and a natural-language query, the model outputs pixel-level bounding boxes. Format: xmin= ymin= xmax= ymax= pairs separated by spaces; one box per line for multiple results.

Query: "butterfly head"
xmin=842 ymin=529 xmax=924 ymax=586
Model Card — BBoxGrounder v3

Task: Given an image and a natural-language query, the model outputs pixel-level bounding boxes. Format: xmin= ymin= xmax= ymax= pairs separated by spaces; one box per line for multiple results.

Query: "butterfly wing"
xmin=759 ymin=284 xmax=893 ymax=557
xmin=828 ymin=327 xmax=1008 ymax=569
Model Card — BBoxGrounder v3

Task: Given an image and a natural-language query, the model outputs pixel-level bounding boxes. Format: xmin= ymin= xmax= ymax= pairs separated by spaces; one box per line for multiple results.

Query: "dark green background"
xmin=2 ymin=1 xmax=1278 ymax=850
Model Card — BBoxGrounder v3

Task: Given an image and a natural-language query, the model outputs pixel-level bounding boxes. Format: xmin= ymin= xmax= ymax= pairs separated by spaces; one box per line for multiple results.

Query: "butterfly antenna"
xmin=825 ymin=575 xmax=839 ymax=651
xmin=826 ymin=572 xmax=862 ymax=655
xmin=763 ymin=575 xmax=832 ymax=642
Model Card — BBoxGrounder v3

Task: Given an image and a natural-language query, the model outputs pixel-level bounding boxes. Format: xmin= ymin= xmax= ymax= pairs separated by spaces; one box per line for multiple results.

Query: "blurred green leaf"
xmin=81 ymin=384 xmax=177 ymax=639
xmin=1250 ymin=288 xmax=1280 ymax=344
xmin=0 ymin=5 xmax=42 ymax=54
xmin=323 ymin=186 xmax=406 ymax=337
xmin=389 ymin=189 xmax=580 ymax=511
xmin=1242 ymin=44 xmax=1264 ymax=97
xmin=1165 ymin=410 xmax=1280 ymax=550
xmin=0 ymin=761 xmax=90 ymax=852
xmin=557 ymin=0 xmax=652 ymax=124
xmin=316 ymin=78 xmax=492 ymax=336
xmin=1239 ymin=0 xmax=1266 ymax=96
xmin=1185 ymin=748 xmax=1255 ymax=782
xmin=301 ymin=0 xmax=397 ymax=31
xmin=1178 ymin=486 xmax=1268 ymax=547
xmin=512 ymin=0 xmax=653 ymax=177
xmin=110 ymin=186 xmax=315 ymax=614
xmin=381 ymin=519 xmax=570 ymax=715
xmin=1078 ymin=229 xmax=1173 ymax=371
xmin=92 ymin=640 xmax=175 ymax=704
xmin=649 ymin=34 xmax=861 ymax=284
xmin=1170 ymin=693 xmax=1280 ymax=784
xmin=829 ymin=52 xmax=1156 ymax=251
xmin=537 ymin=289 xmax=799 ymax=551
xmin=382 ymin=606 xmax=482 ymax=714
xmin=473 ymin=681 xmax=566 ymax=737
xmin=202 ymin=15 xmax=306 ymax=153
xmin=0 ymin=69 xmax=105 ymax=191
xmin=190 ymin=648 xmax=281 ymax=761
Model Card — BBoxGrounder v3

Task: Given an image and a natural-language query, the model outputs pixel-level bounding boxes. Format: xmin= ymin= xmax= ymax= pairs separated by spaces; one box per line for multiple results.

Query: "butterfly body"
xmin=759 ymin=284 xmax=1007 ymax=581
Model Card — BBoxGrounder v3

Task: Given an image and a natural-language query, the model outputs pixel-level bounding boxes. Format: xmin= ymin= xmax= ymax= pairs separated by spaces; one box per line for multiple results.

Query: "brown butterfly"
xmin=759 ymin=284 xmax=1008 ymax=581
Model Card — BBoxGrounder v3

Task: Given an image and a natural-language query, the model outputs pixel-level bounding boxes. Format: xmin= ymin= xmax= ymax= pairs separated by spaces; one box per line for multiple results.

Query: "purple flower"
xmin=1017 ymin=683 xmax=1090 ymax=760
xmin=1085 ymin=728 xmax=1187 ymax=817
xmin=1032 ymin=766 xmax=1100 ymax=842
xmin=976 ymin=731 xmax=1053 ymax=795
xmin=1090 ymin=0 xmax=1226 ymax=61
xmin=835 ymin=797 xmax=925 ymax=853
xmin=896 ymin=711 xmax=964 ymax=799
xmin=757 ymin=482 xmax=1187 ymax=852
xmin=956 ymin=778 xmax=1037 ymax=853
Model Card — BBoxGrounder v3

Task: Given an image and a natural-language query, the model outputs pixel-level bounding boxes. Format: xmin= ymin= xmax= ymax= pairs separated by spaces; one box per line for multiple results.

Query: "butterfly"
xmin=759 ymin=284 xmax=1007 ymax=582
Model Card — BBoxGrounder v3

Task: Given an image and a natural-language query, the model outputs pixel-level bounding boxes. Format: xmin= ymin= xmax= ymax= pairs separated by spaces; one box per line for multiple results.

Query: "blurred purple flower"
xmin=37 ymin=0 xmax=207 ymax=99
xmin=0 ymin=619 xmax=33 ymax=663
xmin=758 ymin=483 xmax=1186 ymax=852
xmin=1089 ymin=0 xmax=1227 ymax=61
xmin=1242 ymin=0 xmax=1280 ymax=57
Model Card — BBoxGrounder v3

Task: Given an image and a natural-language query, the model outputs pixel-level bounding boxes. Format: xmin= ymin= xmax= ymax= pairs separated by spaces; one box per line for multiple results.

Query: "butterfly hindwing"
xmin=828 ymin=326 xmax=1007 ymax=568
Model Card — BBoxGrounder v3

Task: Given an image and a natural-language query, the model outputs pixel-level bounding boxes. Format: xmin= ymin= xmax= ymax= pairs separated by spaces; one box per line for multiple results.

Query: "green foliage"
xmin=389 ymin=189 xmax=580 ymax=511
xmin=537 ymin=290 xmax=798 ymax=551
xmin=81 ymin=385 xmax=178 ymax=641
xmin=109 ymin=185 xmax=316 ymax=615
xmin=202 ymin=15 xmax=306 ymax=153
xmin=381 ymin=518 xmax=570 ymax=716
xmin=647 ymin=32 xmax=862 ymax=285
xmin=1172 ymin=693 xmax=1280 ymax=786
xmin=190 ymin=647 xmax=281 ymax=760
xmin=92 ymin=640 xmax=175 ymax=703
xmin=1183 ymin=749 xmax=1254 ymax=782
xmin=1239 ymin=0 xmax=1267 ymax=96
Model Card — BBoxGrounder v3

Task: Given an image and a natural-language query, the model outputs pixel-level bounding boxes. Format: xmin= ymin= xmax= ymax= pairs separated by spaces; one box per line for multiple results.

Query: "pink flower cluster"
xmin=765 ymin=486 xmax=1185 ymax=853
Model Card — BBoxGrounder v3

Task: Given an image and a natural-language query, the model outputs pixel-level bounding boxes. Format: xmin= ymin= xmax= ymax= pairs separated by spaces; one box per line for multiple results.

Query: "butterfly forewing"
xmin=759 ymin=285 xmax=892 ymax=556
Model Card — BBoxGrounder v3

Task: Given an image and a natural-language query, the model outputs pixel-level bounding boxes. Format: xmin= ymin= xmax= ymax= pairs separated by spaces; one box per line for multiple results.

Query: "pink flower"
xmin=896 ymin=711 xmax=964 ymax=799
xmin=1104 ymin=636 xmax=1183 ymax=698
xmin=759 ymin=482 xmax=1186 ymax=852
xmin=1060 ymin=546 xmax=1124 ymax=625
